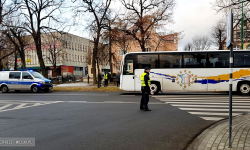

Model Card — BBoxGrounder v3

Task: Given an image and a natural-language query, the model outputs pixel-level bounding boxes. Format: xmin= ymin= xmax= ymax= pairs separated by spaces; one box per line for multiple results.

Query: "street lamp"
xmin=239 ymin=0 xmax=244 ymax=50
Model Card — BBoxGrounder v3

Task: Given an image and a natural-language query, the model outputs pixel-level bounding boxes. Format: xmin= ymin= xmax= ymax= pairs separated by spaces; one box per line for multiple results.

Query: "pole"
xmin=228 ymin=10 xmax=233 ymax=148
xmin=229 ymin=44 xmax=233 ymax=148
xmin=241 ymin=0 xmax=244 ymax=49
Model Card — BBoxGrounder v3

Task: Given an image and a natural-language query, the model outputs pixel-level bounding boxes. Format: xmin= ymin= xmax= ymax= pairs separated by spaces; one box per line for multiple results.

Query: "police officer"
xmin=140 ymin=67 xmax=151 ymax=111
xmin=104 ymin=72 xmax=109 ymax=87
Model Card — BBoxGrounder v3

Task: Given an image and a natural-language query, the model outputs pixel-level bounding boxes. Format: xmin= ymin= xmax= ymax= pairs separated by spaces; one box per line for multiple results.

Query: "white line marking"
xmin=165 ymin=102 xmax=250 ymax=105
xmin=121 ymin=95 xmax=135 ymax=96
xmin=188 ymin=112 xmax=241 ymax=116
xmin=200 ymin=117 xmax=224 ymax=121
xmin=0 ymin=101 xmax=62 ymax=113
xmin=12 ymin=104 xmax=27 ymax=109
xmin=179 ymin=108 xmax=250 ymax=112
xmin=0 ymin=104 xmax=12 ymax=110
xmin=162 ymin=100 xmax=250 ymax=103
xmin=158 ymin=97 xmax=250 ymax=100
xmin=171 ymin=104 xmax=250 ymax=108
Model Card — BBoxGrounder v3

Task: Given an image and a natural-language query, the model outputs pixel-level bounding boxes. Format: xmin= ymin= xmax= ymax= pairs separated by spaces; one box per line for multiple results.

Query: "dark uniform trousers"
xmin=104 ymin=79 xmax=108 ymax=87
xmin=140 ymin=87 xmax=149 ymax=109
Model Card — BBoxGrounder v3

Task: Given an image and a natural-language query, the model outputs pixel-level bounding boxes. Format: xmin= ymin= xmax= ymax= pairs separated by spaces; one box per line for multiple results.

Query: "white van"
xmin=0 ymin=70 xmax=53 ymax=93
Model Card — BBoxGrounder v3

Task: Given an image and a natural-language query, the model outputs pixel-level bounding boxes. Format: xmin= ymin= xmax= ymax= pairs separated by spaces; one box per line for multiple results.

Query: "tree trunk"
xmin=20 ymin=49 xmax=26 ymax=69
xmin=34 ymin=35 xmax=47 ymax=77
xmin=14 ymin=51 xmax=17 ymax=71
xmin=109 ymin=32 xmax=113 ymax=78
xmin=0 ymin=59 xmax=2 ymax=71
xmin=92 ymin=30 xmax=101 ymax=85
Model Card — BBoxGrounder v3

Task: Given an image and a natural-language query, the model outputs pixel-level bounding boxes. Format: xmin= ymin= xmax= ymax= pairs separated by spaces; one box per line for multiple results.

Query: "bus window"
xmin=136 ymin=54 xmax=158 ymax=69
xmin=159 ymin=54 xmax=182 ymax=68
xmin=234 ymin=52 xmax=250 ymax=67
xmin=208 ymin=53 xmax=229 ymax=68
xmin=123 ymin=55 xmax=134 ymax=75
xmin=183 ymin=53 xmax=206 ymax=68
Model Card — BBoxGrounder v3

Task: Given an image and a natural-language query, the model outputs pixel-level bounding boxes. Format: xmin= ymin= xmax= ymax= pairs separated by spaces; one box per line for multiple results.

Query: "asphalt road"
xmin=0 ymin=91 xmax=247 ymax=150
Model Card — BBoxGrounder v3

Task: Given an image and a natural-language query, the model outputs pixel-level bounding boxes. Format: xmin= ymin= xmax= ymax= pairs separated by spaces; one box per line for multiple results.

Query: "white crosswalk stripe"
xmin=153 ymin=95 xmax=250 ymax=121
xmin=0 ymin=100 xmax=62 ymax=112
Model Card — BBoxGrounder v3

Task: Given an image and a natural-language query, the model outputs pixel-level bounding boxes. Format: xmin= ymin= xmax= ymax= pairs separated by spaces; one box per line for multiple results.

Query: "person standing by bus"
xmin=104 ymin=72 xmax=109 ymax=87
xmin=116 ymin=72 xmax=121 ymax=87
xmin=140 ymin=67 xmax=151 ymax=111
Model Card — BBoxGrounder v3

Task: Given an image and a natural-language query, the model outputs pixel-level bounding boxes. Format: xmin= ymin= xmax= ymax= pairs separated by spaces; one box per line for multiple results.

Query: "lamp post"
xmin=239 ymin=0 xmax=244 ymax=49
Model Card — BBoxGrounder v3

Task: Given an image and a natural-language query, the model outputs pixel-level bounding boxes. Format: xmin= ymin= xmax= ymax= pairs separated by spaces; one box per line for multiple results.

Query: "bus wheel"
xmin=1 ymin=85 xmax=9 ymax=93
xmin=150 ymin=82 xmax=160 ymax=95
xmin=31 ymin=85 xmax=39 ymax=93
xmin=238 ymin=82 xmax=250 ymax=95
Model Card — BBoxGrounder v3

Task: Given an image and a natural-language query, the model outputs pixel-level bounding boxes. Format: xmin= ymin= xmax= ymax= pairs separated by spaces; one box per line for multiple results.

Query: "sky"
xmin=167 ymin=0 xmax=224 ymax=51
xmin=70 ymin=0 xmax=225 ymax=51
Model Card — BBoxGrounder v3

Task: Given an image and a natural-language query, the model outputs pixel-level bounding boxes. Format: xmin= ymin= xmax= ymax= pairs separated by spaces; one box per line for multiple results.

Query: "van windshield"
xmin=31 ymin=72 xmax=44 ymax=78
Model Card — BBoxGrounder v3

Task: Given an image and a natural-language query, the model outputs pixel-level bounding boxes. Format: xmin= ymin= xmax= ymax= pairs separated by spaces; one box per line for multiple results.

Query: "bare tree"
xmin=0 ymin=32 xmax=15 ymax=70
xmin=74 ymin=0 xmax=112 ymax=86
xmin=192 ymin=35 xmax=212 ymax=51
xmin=5 ymin=0 xmax=66 ymax=77
xmin=120 ymin=0 xmax=176 ymax=52
xmin=211 ymin=19 xmax=226 ymax=50
xmin=184 ymin=42 xmax=193 ymax=51
xmin=0 ymin=0 xmax=19 ymax=24
xmin=43 ymin=33 xmax=66 ymax=77
xmin=212 ymin=0 xmax=250 ymax=18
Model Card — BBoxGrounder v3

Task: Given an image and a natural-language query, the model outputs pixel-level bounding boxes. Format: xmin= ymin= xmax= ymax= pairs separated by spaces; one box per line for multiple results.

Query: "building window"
xmin=116 ymin=65 xmax=120 ymax=71
xmin=118 ymin=50 xmax=123 ymax=56
xmin=233 ymin=45 xmax=241 ymax=50
xmin=247 ymin=45 xmax=250 ymax=50
xmin=69 ymin=54 xmax=71 ymax=61
xmin=145 ymin=47 xmax=151 ymax=52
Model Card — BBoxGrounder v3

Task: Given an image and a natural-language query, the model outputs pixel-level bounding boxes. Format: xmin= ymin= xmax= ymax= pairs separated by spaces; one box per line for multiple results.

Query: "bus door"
xmin=134 ymin=69 xmax=144 ymax=91
xmin=121 ymin=57 xmax=135 ymax=91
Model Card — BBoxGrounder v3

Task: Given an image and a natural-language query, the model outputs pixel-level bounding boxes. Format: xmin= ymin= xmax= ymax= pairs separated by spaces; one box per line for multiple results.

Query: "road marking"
xmin=154 ymin=95 xmax=250 ymax=121
xmin=159 ymin=97 xmax=250 ymax=100
xmin=12 ymin=104 xmax=27 ymax=109
xmin=0 ymin=101 xmax=62 ymax=113
xmin=179 ymin=108 xmax=250 ymax=112
xmin=163 ymin=100 xmax=250 ymax=103
xmin=0 ymin=104 xmax=12 ymax=110
xmin=121 ymin=95 xmax=135 ymax=96
xmin=165 ymin=102 xmax=250 ymax=105
xmin=171 ymin=104 xmax=250 ymax=108
xmin=200 ymin=117 xmax=224 ymax=121
xmin=188 ymin=112 xmax=241 ymax=116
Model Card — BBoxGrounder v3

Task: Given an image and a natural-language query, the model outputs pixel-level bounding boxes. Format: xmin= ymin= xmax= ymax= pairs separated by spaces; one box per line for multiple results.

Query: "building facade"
xmin=223 ymin=15 xmax=250 ymax=50
xmin=8 ymin=32 xmax=94 ymax=77
xmin=111 ymin=32 xmax=178 ymax=74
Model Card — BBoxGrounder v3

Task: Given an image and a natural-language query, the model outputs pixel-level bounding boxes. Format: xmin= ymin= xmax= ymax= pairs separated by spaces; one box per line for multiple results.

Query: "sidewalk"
xmin=54 ymin=82 xmax=118 ymax=87
xmin=186 ymin=113 xmax=250 ymax=150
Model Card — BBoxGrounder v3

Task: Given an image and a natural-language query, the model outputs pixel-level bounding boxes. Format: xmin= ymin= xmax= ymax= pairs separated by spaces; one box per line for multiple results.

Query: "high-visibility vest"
xmin=141 ymin=73 xmax=151 ymax=87
xmin=104 ymin=74 xmax=108 ymax=79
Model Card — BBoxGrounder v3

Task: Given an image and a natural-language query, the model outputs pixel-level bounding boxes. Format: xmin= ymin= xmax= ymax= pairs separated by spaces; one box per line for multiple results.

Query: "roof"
xmin=160 ymin=33 xmax=178 ymax=41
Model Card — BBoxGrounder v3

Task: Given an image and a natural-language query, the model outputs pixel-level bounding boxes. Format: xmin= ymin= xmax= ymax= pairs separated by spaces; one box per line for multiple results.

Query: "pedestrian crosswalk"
xmin=152 ymin=95 xmax=250 ymax=121
xmin=0 ymin=100 xmax=62 ymax=113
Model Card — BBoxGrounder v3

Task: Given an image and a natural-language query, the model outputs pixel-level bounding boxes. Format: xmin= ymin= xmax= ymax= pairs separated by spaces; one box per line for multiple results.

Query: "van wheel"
xmin=238 ymin=82 xmax=250 ymax=95
xmin=150 ymin=82 xmax=160 ymax=95
xmin=1 ymin=85 xmax=9 ymax=93
xmin=31 ymin=85 xmax=39 ymax=93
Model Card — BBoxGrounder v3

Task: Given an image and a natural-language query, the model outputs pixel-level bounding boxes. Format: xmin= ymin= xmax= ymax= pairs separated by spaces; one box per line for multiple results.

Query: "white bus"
xmin=120 ymin=50 xmax=250 ymax=95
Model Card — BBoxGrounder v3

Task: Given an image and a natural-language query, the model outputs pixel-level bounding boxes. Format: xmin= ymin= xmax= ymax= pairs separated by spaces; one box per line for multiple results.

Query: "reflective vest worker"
xmin=104 ymin=72 xmax=109 ymax=87
xmin=140 ymin=67 xmax=151 ymax=111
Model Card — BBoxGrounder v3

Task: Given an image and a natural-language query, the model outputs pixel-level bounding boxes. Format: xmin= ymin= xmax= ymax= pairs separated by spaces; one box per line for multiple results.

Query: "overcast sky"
xmin=167 ymin=0 xmax=224 ymax=51
xmin=71 ymin=0 xmax=225 ymax=51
